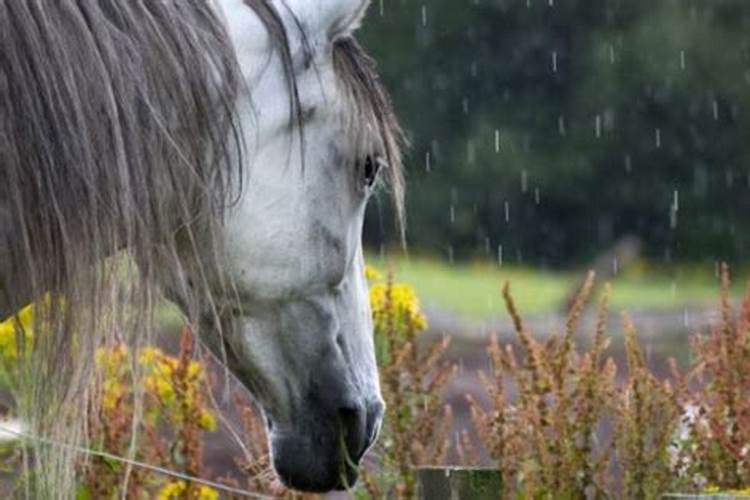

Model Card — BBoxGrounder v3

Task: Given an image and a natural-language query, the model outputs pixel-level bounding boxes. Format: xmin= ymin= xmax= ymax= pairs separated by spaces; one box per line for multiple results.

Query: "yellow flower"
xmin=144 ymin=374 xmax=175 ymax=402
xmin=369 ymin=280 xmax=427 ymax=333
xmin=157 ymin=481 xmax=218 ymax=500
xmin=14 ymin=303 xmax=34 ymax=330
xmin=0 ymin=303 xmax=35 ymax=364
xmin=157 ymin=480 xmax=186 ymax=500
xmin=197 ymin=485 xmax=219 ymax=500
xmin=198 ymin=409 xmax=217 ymax=432
xmin=138 ymin=346 xmax=162 ymax=365
xmin=95 ymin=344 xmax=128 ymax=374
xmin=187 ymin=360 xmax=203 ymax=380
xmin=101 ymin=379 xmax=125 ymax=412
xmin=365 ymin=265 xmax=383 ymax=282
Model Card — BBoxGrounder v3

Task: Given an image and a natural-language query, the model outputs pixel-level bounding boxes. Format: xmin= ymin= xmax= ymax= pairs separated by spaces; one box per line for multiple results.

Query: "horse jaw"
xmin=208 ymin=0 xmax=385 ymax=492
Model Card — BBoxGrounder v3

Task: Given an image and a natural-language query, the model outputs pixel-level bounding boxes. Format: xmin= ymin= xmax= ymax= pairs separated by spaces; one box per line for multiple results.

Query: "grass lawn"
xmin=366 ymin=251 xmax=735 ymax=321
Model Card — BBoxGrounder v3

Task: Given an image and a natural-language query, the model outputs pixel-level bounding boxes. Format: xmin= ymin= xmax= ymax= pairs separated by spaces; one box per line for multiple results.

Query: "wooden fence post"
xmin=416 ymin=466 xmax=501 ymax=500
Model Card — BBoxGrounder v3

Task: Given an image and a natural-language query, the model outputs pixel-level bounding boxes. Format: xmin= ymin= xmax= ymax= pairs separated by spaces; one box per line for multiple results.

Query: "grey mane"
xmin=0 ymin=0 xmax=403 ymax=496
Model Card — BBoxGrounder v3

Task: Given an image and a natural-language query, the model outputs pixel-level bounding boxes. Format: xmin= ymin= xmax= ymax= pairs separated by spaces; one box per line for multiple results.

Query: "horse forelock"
xmin=332 ymin=36 xmax=407 ymax=235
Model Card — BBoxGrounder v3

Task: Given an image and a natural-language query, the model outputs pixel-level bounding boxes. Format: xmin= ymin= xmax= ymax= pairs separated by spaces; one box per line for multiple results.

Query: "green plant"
xmin=671 ymin=263 xmax=750 ymax=491
xmin=358 ymin=266 xmax=455 ymax=499
xmin=80 ymin=327 xmax=218 ymax=499
xmin=614 ymin=314 xmax=681 ymax=499
xmin=469 ymin=273 xmax=618 ymax=498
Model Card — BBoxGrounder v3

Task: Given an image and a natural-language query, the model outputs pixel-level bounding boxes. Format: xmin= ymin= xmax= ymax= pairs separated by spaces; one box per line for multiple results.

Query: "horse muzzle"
xmin=269 ymin=397 xmax=384 ymax=492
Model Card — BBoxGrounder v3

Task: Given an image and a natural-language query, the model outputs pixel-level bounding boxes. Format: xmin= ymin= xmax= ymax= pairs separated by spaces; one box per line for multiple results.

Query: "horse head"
xmin=200 ymin=0 xmax=401 ymax=491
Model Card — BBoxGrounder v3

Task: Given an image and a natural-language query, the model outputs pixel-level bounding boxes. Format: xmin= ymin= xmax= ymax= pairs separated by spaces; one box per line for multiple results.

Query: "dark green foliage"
xmin=361 ymin=0 xmax=750 ymax=266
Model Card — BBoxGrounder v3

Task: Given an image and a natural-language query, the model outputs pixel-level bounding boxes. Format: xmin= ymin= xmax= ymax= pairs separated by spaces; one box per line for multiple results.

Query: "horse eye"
xmin=362 ymin=154 xmax=382 ymax=188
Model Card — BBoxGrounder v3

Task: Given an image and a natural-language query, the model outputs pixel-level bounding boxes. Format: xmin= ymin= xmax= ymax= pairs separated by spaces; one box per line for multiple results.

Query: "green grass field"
xmin=366 ymin=251 xmax=735 ymax=321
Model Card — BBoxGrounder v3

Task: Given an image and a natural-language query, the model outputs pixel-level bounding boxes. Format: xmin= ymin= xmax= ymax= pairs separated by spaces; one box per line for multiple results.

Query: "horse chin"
xmin=268 ymin=427 xmax=360 ymax=492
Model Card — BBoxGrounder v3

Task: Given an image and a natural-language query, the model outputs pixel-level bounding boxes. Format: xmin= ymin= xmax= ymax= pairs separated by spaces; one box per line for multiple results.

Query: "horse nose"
xmin=338 ymin=399 xmax=384 ymax=463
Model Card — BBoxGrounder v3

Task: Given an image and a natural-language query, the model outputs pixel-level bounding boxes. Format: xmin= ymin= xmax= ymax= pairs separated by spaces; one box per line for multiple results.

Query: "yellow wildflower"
xmin=14 ymin=303 xmax=34 ymax=330
xmin=369 ymin=281 xmax=427 ymax=333
xmin=157 ymin=480 xmax=186 ymax=500
xmin=198 ymin=409 xmax=217 ymax=432
xmin=101 ymin=379 xmax=125 ymax=412
xmin=95 ymin=344 xmax=129 ymax=376
xmin=144 ymin=374 xmax=175 ymax=403
xmin=364 ymin=264 xmax=383 ymax=282
xmin=138 ymin=346 xmax=162 ymax=365
xmin=157 ymin=481 xmax=218 ymax=500
xmin=0 ymin=303 xmax=35 ymax=364
xmin=187 ymin=360 xmax=203 ymax=380
xmin=197 ymin=485 xmax=219 ymax=500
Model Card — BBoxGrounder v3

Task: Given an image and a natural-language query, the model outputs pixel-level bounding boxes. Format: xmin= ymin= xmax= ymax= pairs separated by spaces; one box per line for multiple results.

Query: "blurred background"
xmin=355 ymin=0 xmax=750 ymax=345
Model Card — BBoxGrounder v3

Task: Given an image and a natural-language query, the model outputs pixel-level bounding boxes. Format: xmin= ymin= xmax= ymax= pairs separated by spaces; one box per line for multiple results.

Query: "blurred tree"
xmin=360 ymin=0 xmax=750 ymax=267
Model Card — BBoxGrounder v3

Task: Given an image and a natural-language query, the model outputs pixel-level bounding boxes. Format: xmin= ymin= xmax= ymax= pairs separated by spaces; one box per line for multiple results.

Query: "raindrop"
xmin=595 ymin=114 xmax=602 ymax=138
xmin=504 ymin=201 xmax=510 ymax=222
xmin=713 ymin=100 xmax=719 ymax=120
xmin=379 ymin=0 xmax=384 ymax=16
xmin=495 ymin=129 xmax=501 ymax=152
xmin=558 ymin=115 xmax=567 ymax=136
xmin=534 ymin=187 xmax=541 ymax=204
xmin=625 ymin=154 xmax=632 ymax=173
xmin=655 ymin=128 xmax=662 ymax=148
xmin=448 ymin=245 xmax=454 ymax=265
xmin=421 ymin=5 xmax=427 ymax=26
xmin=425 ymin=151 xmax=431 ymax=172
xmin=450 ymin=205 xmax=455 ymax=224
xmin=462 ymin=97 xmax=469 ymax=114
xmin=521 ymin=170 xmax=528 ymax=193
xmin=467 ymin=140 xmax=475 ymax=164
xmin=552 ymin=51 xmax=558 ymax=73
xmin=673 ymin=189 xmax=679 ymax=212
xmin=613 ymin=257 xmax=618 ymax=275
xmin=485 ymin=237 xmax=491 ymax=254
xmin=548 ymin=0 xmax=554 ymax=6
xmin=609 ymin=44 xmax=615 ymax=64
xmin=497 ymin=245 xmax=504 ymax=266
xmin=680 ymin=50 xmax=686 ymax=70
xmin=683 ymin=308 xmax=690 ymax=328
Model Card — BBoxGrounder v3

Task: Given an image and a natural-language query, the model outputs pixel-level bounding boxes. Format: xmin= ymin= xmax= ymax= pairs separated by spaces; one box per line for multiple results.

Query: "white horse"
xmin=0 ymin=0 xmax=403 ymax=495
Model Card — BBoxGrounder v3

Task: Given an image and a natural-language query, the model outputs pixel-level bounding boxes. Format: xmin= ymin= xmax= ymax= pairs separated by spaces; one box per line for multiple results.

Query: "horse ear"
xmin=284 ymin=0 xmax=369 ymax=39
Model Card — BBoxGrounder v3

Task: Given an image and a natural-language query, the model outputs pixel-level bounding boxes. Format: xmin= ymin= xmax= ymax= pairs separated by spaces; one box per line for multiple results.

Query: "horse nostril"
xmin=338 ymin=405 xmax=368 ymax=463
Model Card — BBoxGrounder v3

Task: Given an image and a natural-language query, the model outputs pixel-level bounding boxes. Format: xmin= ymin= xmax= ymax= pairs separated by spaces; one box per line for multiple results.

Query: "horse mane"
xmin=0 ymin=1 xmax=296 ymax=495
xmin=0 ymin=0 xmax=404 ymax=496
